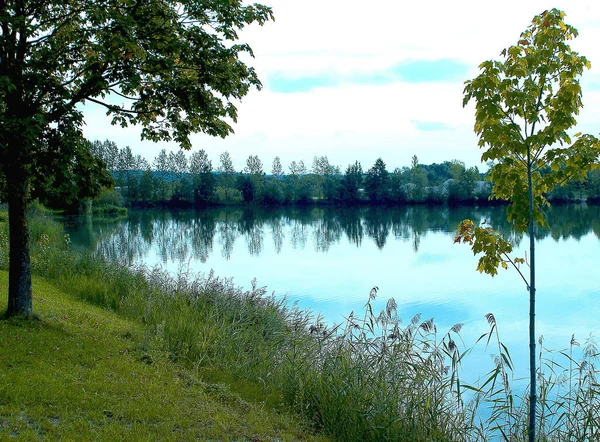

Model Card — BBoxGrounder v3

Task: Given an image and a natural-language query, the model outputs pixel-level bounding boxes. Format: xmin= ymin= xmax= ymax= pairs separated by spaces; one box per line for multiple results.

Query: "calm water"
xmin=64 ymin=204 xmax=600 ymax=385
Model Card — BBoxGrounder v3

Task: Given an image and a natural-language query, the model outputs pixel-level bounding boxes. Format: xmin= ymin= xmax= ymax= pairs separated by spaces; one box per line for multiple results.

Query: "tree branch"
xmin=109 ymin=88 xmax=139 ymax=101
xmin=85 ymin=96 xmax=153 ymax=115
xmin=497 ymin=108 xmax=528 ymax=167
xmin=501 ymin=250 xmax=530 ymax=288
xmin=529 ymin=74 xmax=547 ymax=162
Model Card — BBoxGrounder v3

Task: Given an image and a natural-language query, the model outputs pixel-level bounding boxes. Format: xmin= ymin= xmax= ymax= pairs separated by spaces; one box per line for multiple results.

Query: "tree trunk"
xmin=5 ymin=165 xmax=32 ymax=317
xmin=527 ymin=154 xmax=537 ymax=442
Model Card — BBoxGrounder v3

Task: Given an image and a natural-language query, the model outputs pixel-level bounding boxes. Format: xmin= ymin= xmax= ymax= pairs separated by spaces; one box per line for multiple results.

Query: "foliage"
xmin=454 ymin=219 xmax=527 ymax=281
xmin=271 ymin=156 xmax=284 ymax=178
xmin=30 ymin=140 xmax=114 ymax=212
xmin=244 ymin=155 xmax=264 ymax=175
xmin=364 ymin=158 xmax=389 ymax=203
xmin=88 ymin=140 xmax=600 ymax=209
xmin=218 ymin=152 xmax=236 ymax=175
xmin=463 ymin=9 xmax=599 ymax=229
xmin=447 ymin=161 xmax=480 ymax=205
xmin=217 ymin=151 xmax=237 ymax=202
xmin=138 ymin=169 xmax=156 ymax=203
xmin=190 ymin=150 xmax=216 ymax=205
xmin=458 ymin=8 xmax=600 ymax=440
xmin=90 ymin=139 xmax=120 ymax=171
xmin=237 ymin=174 xmax=256 ymax=203
xmin=339 ymin=161 xmax=363 ymax=203
xmin=0 ymin=0 xmax=273 ymax=315
xmin=262 ymin=180 xmax=285 ymax=205
xmin=92 ymin=187 xmax=125 ymax=213
xmin=410 ymin=156 xmax=429 ymax=202
xmin=289 ymin=160 xmax=307 ymax=176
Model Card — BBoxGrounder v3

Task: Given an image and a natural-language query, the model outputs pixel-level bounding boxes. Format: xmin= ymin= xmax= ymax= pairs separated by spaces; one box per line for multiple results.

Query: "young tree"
xmin=0 ymin=0 xmax=273 ymax=316
xmin=264 ymin=156 xmax=285 ymax=205
xmin=455 ymin=10 xmax=600 ymax=440
xmin=287 ymin=160 xmax=308 ymax=203
xmin=190 ymin=149 xmax=216 ymax=205
xmin=409 ymin=155 xmax=428 ymax=202
xmin=133 ymin=154 xmax=149 ymax=172
xmin=339 ymin=161 xmax=363 ymax=203
xmin=90 ymin=139 xmax=120 ymax=171
xmin=364 ymin=158 xmax=390 ymax=203
xmin=447 ymin=160 xmax=478 ymax=204
xmin=217 ymin=151 xmax=236 ymax=201
xmin=271 ymin=156 xmax=284 ymax=178
xmin=311 ymin=155 xmax=338 ymax=199
xmin=244 ymin=155 xmax=264 ymax=176
xmin=243 ymin=155 xmax=264 ymax=201
xmin=168 ymin=150 xmax=190 ymax=202
xmin=168 ymin=150 xmax=189 ymax=179
xmin=311 ymin=155 xmax=333 ymax=176
xmin=288 ymin=160 xmax=307 ymax=176
xmin=116 ymin=146 xmax=134 ymax=185
xmin=218 ymin=151 xmax=235 ymax=175
xmin=153 ymin=149 xmax=171 ymax=202
xmin=115 ymin=146 xmax=136 ymax=200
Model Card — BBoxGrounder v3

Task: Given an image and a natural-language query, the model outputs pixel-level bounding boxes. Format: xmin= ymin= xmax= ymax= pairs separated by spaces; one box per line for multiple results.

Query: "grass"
xmin=91 ymin=204 xmax=128 ymax=216
xmin=1 ymin=207 xmax=600 ymax=441
xmin=0 ymin=272 xmax=327 ymax=441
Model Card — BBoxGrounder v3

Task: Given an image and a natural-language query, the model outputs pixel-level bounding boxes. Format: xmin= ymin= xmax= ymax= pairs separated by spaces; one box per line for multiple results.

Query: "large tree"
xmin=455 ymin=9 xmax=600 ymax=441
xmin=0 ymin=0 xmax=273 ymax=316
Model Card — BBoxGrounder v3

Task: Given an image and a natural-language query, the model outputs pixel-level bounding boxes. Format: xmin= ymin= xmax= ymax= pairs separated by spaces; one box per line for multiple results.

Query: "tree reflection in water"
xmin=64 ymin=204 xmax=600 ymax=265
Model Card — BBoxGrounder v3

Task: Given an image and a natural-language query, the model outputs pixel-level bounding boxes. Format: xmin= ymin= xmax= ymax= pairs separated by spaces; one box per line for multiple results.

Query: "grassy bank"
xmin=1 ymin=208 xmax=599 ymax=441
xmin=0 ymin=273 xmax=327 ymax=441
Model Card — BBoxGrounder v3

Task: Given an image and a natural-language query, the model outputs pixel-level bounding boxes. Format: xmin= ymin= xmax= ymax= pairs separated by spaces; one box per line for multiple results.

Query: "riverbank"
xmin=1 ymin=208 xmax=599 ymax=441
xmin=2 ymin=210 xmax=473 ymax=440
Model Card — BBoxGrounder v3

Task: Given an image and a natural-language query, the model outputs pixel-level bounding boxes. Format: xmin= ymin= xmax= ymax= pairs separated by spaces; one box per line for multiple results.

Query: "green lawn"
xmin=0 ymin=273 xmax=327 ymax=441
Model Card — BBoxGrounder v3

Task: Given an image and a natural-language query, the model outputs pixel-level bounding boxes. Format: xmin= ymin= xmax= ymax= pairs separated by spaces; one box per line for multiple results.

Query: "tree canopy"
xmin=463 ymin=9 xmax=599 ymax=230
xmin=0 ymin=0 xmax=273 ymax=316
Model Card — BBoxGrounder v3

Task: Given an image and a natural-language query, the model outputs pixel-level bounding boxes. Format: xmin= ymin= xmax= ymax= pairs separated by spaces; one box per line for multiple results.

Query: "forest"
xmin=41 ymin=139 xmax=600 ymax=213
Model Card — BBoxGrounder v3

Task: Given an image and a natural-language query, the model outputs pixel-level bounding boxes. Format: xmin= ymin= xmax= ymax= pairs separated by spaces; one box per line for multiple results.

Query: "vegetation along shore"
xmin=1 ymin=207 xmax=599 ymax=441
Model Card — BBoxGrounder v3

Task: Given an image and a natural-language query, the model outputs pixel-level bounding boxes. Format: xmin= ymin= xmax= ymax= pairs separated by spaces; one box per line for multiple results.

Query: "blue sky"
xmin=82 ymin=0 xmax=600 ymax=172
xmin=269 ymin=59 xmax=470 ymax=93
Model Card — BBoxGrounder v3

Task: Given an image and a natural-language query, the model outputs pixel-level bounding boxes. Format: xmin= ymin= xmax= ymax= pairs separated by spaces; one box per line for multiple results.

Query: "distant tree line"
xmin=76 ymin=139 xmax=600 ymax=210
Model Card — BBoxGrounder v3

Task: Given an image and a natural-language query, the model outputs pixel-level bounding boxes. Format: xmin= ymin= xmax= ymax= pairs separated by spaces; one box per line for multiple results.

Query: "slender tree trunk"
xmin=527 ymin=154 xmax=537 ymax=442
xmin=5 ymin=164 xmax=32 ymax=317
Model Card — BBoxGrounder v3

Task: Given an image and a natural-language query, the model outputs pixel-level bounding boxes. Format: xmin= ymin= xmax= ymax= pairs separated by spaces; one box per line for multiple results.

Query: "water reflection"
xmin=63 ymin=204 xmax=600 ymax=394
xmin=64 ymin=204 xmax=600 ymax=266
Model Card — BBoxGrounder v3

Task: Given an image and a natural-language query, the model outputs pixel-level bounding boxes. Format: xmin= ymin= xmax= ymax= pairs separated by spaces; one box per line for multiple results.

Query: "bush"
xmin=94 ymin=187 xmax=124 ymax=208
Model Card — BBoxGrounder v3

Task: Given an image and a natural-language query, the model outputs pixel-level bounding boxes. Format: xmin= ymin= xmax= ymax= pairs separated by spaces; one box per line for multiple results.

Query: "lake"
xmin=63 ymin=204 xmax=600 ymax=387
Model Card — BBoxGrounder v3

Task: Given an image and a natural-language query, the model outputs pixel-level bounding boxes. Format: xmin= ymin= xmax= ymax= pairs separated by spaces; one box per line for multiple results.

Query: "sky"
xmin=81 ymin=0 xmax=600 ymax=173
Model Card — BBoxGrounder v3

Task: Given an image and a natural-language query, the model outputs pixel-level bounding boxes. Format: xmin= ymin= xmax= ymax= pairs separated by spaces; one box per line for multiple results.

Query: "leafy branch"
xmin=454 ymin=220 xmax=529 ymax=288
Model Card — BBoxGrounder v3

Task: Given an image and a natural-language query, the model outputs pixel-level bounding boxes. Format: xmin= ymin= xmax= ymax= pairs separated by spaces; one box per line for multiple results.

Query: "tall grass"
xmin=1 ymin=209 xmax=599 ymax=441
